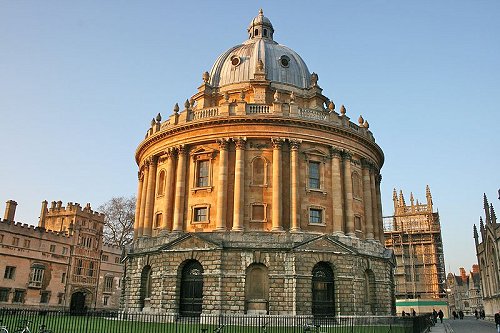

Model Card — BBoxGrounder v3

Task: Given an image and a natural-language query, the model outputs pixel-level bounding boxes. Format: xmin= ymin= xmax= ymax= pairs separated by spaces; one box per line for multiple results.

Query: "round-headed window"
xmin=279 ymin=55 xmax=290 ymax=68
xmin=231 ymin=55 xmax=241 ymax=67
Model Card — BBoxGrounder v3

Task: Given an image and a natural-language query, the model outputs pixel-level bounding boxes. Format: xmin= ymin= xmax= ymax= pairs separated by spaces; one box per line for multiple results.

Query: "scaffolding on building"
xmin=383 ymin=186 xmax=447 ymax=301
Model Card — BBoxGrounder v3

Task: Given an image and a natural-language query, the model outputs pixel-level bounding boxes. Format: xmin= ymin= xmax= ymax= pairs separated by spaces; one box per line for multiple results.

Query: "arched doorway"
xmin=245 ymin=263 xmax=269 ymax=314
xmin=179 ymin=260 xmax=204 ymax=317
xmin=70 ymin=291 xmax=86 ymax=314
xmin=139 ymin=265 xmax=152 ymax=310
xmin=312 ymin=262 xmax=335 ymax=317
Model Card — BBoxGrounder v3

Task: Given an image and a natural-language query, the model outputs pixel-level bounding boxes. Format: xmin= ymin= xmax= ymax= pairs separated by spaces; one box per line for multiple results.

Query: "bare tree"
xmin=98 ymin=196 xmax=135 ymax=248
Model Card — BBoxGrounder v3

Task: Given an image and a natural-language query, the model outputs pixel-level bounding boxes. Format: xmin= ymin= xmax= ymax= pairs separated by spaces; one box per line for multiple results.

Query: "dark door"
xmin=70 ymin=292 xmax=86 ymax=314
xmin=312 ymin=263 xmax=335 ymax=317
xmin=179 ymin=261 xmax=203 ymax=317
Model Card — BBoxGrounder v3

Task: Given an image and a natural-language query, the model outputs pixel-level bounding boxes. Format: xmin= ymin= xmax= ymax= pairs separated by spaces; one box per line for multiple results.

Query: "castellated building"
xmin=383 ymin=186 xmax=447 ymax=315
xmin=0 ymin=200 xmax=123 ymax=311
xmin=124 ymin=10 xmax=394 ymax=317
xmin=473 ymin=193 xmax=499 ymax=316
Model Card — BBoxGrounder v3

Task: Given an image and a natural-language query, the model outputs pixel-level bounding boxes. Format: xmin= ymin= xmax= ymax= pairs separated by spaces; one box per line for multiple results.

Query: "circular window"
xmin=231 ymin=56 xmax=241 ymax=66
xmin=279 ymin=55 xmax=290 ymax=68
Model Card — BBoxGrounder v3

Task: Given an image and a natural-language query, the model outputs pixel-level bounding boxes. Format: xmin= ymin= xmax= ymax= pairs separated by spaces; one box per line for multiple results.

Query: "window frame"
xmin=250 ymin=156 xmax=269 ymax=187
xmin=4 ymin=266 xmax=16 ymax=279
xmin=352 ymin=171 xmax=362 ymax=199
xmin=29 ymin=265 xmax=45 ymax=288
xmin=157 ymin=169 xmax=166 ymax=196
xmin=12 ymin=289 xmax=25 ymax=303
xmin=250 ymin=202 xmax=268 ymax=223
xmin=303 ymin=149 xmax=328 ymax=194
xmin=190 ymin=148 xmax=216 ymax=192
xmin=191 ymin=204 xmax=211 ymax=224
xmin=308 ymin=206 xmax=325 ymax=226
xmin=0 ymin=288 xmax=9 ymax=302
xmin=104 ymin=276 xmax=114 ymax=293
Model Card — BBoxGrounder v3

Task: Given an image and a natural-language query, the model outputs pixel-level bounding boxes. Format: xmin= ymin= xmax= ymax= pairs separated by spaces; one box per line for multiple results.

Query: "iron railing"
xmin=0 ymin=309 xmax=433 ymax=333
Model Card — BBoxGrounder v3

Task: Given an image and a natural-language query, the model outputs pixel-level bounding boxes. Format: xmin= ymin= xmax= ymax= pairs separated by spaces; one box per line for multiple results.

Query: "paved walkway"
xmin=429 ymin=320 xmax=450 ymax=333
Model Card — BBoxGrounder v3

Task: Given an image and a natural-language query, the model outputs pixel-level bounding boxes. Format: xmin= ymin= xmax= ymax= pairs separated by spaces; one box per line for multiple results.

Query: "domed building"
xmin=123 ymin=10 xmax=394 ymax=316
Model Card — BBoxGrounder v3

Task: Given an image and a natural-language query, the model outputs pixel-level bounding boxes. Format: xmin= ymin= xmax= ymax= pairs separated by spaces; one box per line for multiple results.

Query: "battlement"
xmin=0 ymin=218 xmax=71 ymax=239
xmin=45 ymin=200 xmax=104 ymax=218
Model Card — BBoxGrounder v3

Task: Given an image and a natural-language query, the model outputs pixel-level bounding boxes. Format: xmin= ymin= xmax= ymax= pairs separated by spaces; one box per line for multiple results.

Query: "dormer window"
xmin=280 ymin=55 xmax=290 ymax=68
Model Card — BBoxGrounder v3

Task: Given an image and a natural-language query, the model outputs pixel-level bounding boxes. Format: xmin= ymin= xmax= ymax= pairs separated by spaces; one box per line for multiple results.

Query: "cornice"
xmin=135 ymin=117 xmax=384 ymax=166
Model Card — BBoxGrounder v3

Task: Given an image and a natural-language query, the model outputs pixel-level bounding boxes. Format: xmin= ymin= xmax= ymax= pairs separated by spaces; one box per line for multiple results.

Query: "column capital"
xmin=271 ymin=137 xmax=285 ymax=149
xmin=341 ymin=150 xmax=353 ymax=160
xmin=233 ymin=137 xmax=247 ymax=149
xmin=376 ymin=174 xmax=382 ymax=184
xmin=177 ymin=144 xmax=188 ymax=155
xmin=217 ymin=138 xmax=230 ymax=150
xmin=289 ymin=139 xmax=302 ymax=150
xmin=360 ymin=157 xmax=374 ymax=168
xmin=329 ymin=146 xmax=342 ymax=158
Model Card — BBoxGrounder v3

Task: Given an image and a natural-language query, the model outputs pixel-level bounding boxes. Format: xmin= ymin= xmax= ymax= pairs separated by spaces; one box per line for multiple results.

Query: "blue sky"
xmin=0 ymin=1 xmax=498 ymax=274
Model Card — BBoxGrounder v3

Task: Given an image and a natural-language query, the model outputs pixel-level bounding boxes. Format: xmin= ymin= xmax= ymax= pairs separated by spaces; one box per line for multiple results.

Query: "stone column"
xmin=361 ymin=159 xmax=374 ymax=240
xmin=370 ymin=170 xmax=379 ymax=241
xmin=232 ymin=138 xmax=246 ymax=231
xmin=143 ymin=156 xmax=157 ymax=237
xmin=173 ymin=145 xmax=187 ymax=232
xmin=134 ymin=170 xmax=144 ymax=239
xmin=162 ymin=149 xmax=175 ymax=230
xmin=271 ymin=138 xmax=284 ymax=231
xmin=342 ymin=151 xmax=355 ymax=236
xmin=375 ymin=173 xmax=384 ymax=243
xmin=216 ymin=138 xmax=229 ymax=231
xmin=290 ymin=139 xmax=301 ymax=232
xmin=137 ymin=162 xmax=149 ymax=237
xmin=330 ymin=147 xmax=344 ymax=234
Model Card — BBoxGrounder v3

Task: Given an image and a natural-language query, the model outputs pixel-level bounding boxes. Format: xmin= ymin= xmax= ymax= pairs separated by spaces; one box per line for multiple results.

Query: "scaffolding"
xmin=384 ymin=186 xmax=447 ymax=301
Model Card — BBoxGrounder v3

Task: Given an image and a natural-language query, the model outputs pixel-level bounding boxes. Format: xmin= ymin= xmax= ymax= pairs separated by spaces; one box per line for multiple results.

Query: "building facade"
xmin=473 ymin=193 xmax=499 ymax=316
xmin=0 ymin=200 xmax=123 ymax=311
xmin=384 ymin=186 xmax=447 ymax=315
xmin=123 ymin=10 xmax=394 ymax=317
xmin=446 ymin=266 xmax=483 ymax=315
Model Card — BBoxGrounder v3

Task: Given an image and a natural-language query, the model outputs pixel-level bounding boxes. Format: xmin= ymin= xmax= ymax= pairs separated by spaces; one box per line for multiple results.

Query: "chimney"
xmin=3 ymin=200 xmax=18 ymax=221
xmin=39 ymin=200 xmax=48 ymax=228
xmin=459 ymin=267 xmax=466 ymax=281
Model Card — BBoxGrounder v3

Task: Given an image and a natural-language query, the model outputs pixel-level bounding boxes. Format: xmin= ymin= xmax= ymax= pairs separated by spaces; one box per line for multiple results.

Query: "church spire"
xmin=426 ymin=185 xmax=433 ymax=210
xmin=473 ymin=224 xmax=479 ymax=246
xmin=484 ymin=193 xmax=491 ymax=223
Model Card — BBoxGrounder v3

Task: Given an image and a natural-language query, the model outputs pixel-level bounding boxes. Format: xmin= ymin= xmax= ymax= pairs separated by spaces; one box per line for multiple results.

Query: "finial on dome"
xmin=259 ymin=8 xmax=263 ymax=15
xmin=248 ymin=9 xmax=274 ymax=40
xmin=156 ymin=113 xmax=162 ymax=122
xmin=328 ymin=101 xmax=335 ymax=111
xmin=358 ymin=115 xmax=364 ymax=126
xmin=310 ymin=72 xmax=319 ymax=87
xmin=173 ymin=103 xmax=179 ymax=114
xmin=340 ymin=104 xmax=346 ymax=116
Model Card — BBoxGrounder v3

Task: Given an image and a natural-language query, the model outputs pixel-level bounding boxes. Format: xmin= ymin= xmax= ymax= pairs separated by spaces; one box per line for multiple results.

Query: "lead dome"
xmin=209 ymin=9 xmax=311 ymax=89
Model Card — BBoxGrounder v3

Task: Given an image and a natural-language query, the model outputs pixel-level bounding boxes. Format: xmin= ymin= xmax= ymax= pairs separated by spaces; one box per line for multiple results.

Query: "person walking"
xmin=494 ymin=310 xmax=500 ymax=333
xmin=438 ymin=309 xmax=444 ymax=323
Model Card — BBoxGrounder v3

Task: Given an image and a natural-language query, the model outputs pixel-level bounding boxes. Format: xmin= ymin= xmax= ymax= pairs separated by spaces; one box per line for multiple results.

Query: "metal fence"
xmin=0 ymin=309 xmax=433 ymax=333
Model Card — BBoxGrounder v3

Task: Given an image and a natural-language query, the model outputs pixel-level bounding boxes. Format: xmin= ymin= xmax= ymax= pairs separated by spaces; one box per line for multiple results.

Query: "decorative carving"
xmin=290 ymin=91 xmax=295 ymax=103
xmin=358 ymin=115 xmax=364 ymax=126
xmin=150 ymin=118 xmax=156 ymax=127
xmin=310 ymin=72 xmax=319 ymax=87
xmin=177 ymin=144 xmax=187 ymax=155
xmin=364 ymin=120 xmax=369 ymax=129
xmin=224 ymin=91 xmax=230 ymax=102
xmin=257 ymin=59 xmax=264 ymax=72
xmin=289 ymin=139 xmax=302 ymax=150
xmin=328 ymin=101 xmax=335 ymax=111
xmin=240 ymin=91 xmax=245 ymax=101
xmin=234 ymin=137 xmax=247 ymax=149
xmin=341 ymin=150 xmax=352 ymax=160
xmin=329 ymin=146 xmax=342 ymax=158
xmin=273 ymin=90 xmax=280 ymax=102
xmin=271 ymin=137 xmax=284 ymax=149
xmin=156 ymin=113 xmax=162 ymax=122
xmin=173 ymin=103 xmax=179 ymax=114
xmin=217 ymin=138 xmax=230 ymax=150
xmin=184 ymin=99 xmax=190 ymax=110
xmin=249 ymin=142 xmax=270 ymax=149
xmin=376 ymin=174 xmax=382 ymax=183
xmin=340 ymin=104 xmax=346 ymax=116
xmin=202 ymin=71 xmax=210 ymax=83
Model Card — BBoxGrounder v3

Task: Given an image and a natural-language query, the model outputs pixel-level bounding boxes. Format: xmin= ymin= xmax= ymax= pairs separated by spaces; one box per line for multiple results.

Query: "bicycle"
xmin=0 ymin=319 xmax=9 ymax=333
xmin=12 ymin=320 xmax=52 ymax=333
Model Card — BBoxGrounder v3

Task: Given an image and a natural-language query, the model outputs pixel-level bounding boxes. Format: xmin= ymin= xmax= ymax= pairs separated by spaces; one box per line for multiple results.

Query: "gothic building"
xmin=383 ymin=186 xmax=447 ymax=315
xmin=0 ymin=200 xmax=122 ymax=311
xmin=446 ymin=266 xmax=483 ymax=315
xmin=473 ymin=193 xmax=499 ymax=316
xmin=124 ymin=10 xmax=394 ymax=316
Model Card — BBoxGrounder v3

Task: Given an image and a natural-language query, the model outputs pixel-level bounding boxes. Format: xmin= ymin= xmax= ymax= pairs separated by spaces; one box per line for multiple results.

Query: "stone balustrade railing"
xmin=147 ymin=102 xmax=375 ymax=143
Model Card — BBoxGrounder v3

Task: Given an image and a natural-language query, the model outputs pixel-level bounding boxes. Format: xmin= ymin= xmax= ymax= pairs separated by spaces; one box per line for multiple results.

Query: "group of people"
xmin=451 ymin=310 xmax=465 ymax=319
xmin=432 ymin=309 xmax=445 ymax=323
xmin=474 ymin=309 xmax=486 ymax=319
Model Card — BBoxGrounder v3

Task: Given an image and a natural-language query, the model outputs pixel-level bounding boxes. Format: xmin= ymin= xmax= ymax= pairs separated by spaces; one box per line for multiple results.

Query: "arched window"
xmin=312 ymin=262 xmax=335 ymax=317
xmin=252 ymin=157 xmax=266 ymax=185
xmin=364 ymin=269 xmax=376 ymax=314
xmin=352 ymin=172 xmax=361 ymax=198
xmin=245 ymin=263 xmax=269 ymax=314
xmin=179 ymin=260 xmax=204 ymax=317
xmin=157 ymin=170 xmax=166 ymax=195
xmin=255 ymin=29 xmax=259 ymax=36
xmin=139 ymin=265 xmax=152 ymax=310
